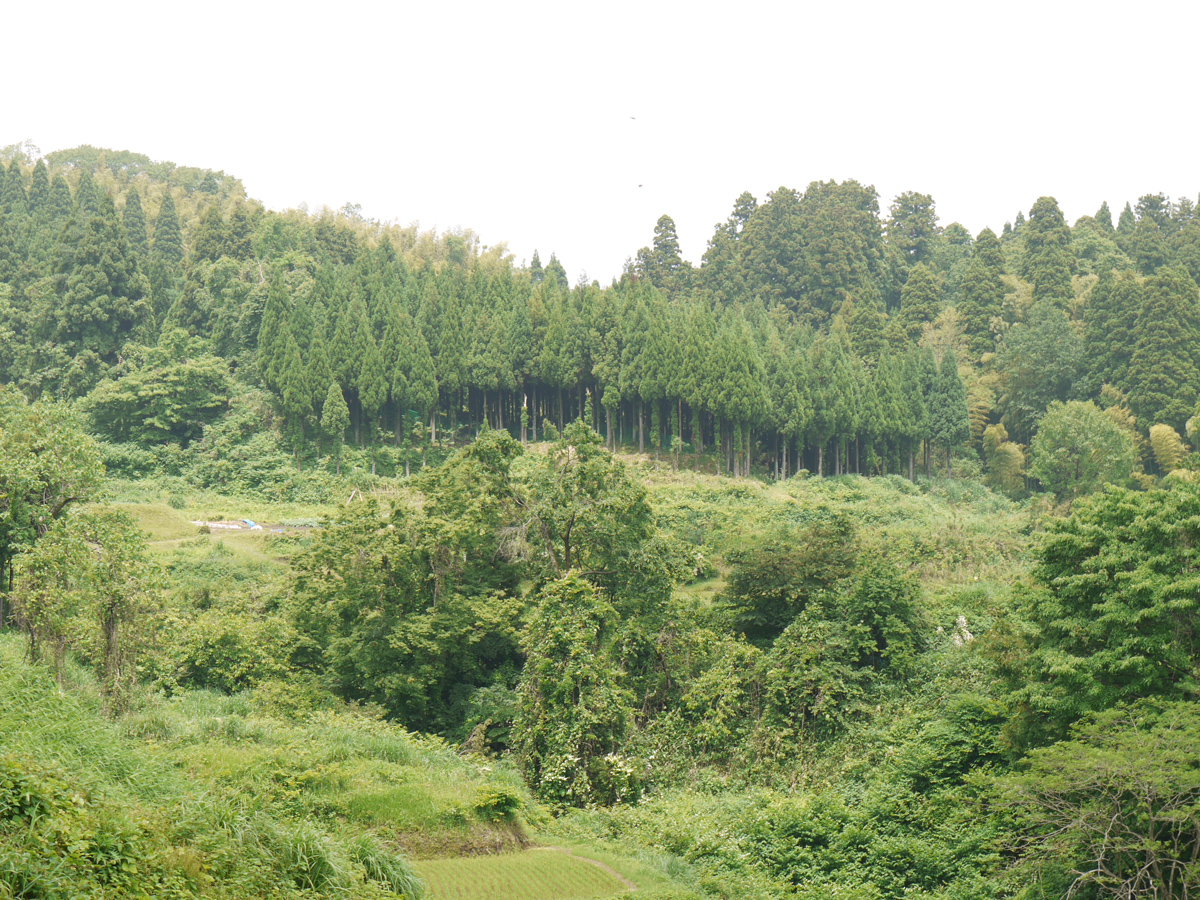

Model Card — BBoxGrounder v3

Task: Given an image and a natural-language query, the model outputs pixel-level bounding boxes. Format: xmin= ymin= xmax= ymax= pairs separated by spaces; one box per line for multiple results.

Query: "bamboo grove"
xmin=4 ymin=145 xmax=1200 ymax=484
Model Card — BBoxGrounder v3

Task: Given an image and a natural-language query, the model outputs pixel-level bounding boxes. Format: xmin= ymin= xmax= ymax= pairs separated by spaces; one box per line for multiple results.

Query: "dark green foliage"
xmin=321 ymin=381 xmax=350 ymax=470
xmin=1127 ymin=264 xmax=1200 ymax=431
xmin=927 ymin=352 xmax=971 ymax=474
xmin=998 ymin=483 xmax=1200 ymax=741
xmin=36 ymin=212 xmax=152 ymax=394
xmin=1021 ymin=196 xmax=1073 ymax=305
xmin=897 ymin=262 xmax=941 ymax=341
xmin=515 ymin=572 xmax=636 ymax=807
xmin=151 ymin=192 xmax=184 ymax=266
xmin=957 ymin=228 xmax=1005 ymax=356
xmin=995 ymin=700 xmax=1200 ymax=900
xmin=1 ymin=163 xmax=27 ymax=219
xmin=191 ymin=203 xmax=230 ymax=264
xmin=721 ymin=518 xmax=857 ymax=646
xmin=27 ymin=160 xmax=50 ymax=216
xmin=636 ymin=214 xmax=692 ymax=298
xmin=122 ymin=187 xmax=148 ymax=257
xmin=289 ymin=498 xmax=522 ymax=733
xmin=1126 ymin=215 xmax=1169 ymax=274
xmin=996 ymin=300 xmax=1082 ymax=442
xmin=1082 ymin=269 xmax=1143 ymax=395
xmin=887 ymin=191 xmax=939 ymax=268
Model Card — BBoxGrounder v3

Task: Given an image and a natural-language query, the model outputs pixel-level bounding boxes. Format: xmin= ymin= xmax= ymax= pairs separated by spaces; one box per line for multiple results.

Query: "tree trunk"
xmin=638 ymin=401 xmax=645 ymax=454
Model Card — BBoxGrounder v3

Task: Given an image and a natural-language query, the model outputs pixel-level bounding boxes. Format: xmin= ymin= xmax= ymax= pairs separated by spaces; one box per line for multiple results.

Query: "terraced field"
xmin=417 ymin=848 xmax=634 ymax=899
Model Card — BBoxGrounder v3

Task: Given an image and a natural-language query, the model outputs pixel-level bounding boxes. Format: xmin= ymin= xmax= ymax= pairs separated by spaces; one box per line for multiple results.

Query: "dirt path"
xmin=529 ymin=846 xmax=637 ymax=891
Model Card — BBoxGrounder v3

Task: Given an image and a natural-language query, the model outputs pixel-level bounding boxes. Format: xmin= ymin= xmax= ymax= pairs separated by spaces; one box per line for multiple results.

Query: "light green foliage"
xmin=1029 ymin=400 xmax=1136 ymax=499
xmin=512 ymin=420 xmax=654 ymax=592
xmin=0 ymin=387 xmax=105 ymax=608
xmin=1148 ymin=423 xmax=1188 ymax=474
xmin=845 ymin=559 xmax=925 ymax=677
xmin=995 ymin=701 xmax=1200 ymax=900
xmin=982 ymin=423 xmax=1026 ymax=495
xmin=10 ymin=508 xmax=154 ymax=699
xmin=416 ymin=849 xmax=629 ymax=899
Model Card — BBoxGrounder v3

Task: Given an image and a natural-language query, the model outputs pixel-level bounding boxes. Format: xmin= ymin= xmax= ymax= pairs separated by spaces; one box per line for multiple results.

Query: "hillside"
xmin=3 ymin=145 xmax=1200 ymax=899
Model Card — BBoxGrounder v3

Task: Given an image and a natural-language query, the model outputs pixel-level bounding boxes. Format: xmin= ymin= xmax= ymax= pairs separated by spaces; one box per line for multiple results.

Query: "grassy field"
xmin=416 ymin=848 xmax=632 ymax=899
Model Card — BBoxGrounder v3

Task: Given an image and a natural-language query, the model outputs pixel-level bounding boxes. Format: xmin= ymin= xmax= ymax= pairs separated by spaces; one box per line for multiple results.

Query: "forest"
xmin=1 ymin=142 xmax=1199 ymax=900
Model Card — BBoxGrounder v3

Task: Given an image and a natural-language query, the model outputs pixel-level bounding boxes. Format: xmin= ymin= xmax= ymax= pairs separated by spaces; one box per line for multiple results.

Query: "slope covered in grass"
xmin=0 ymin=634 xmax=539 ymax=899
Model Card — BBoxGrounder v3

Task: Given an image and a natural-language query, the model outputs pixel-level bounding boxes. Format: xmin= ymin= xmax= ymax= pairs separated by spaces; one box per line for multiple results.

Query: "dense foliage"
xmin=5 ymin=144 xmax=1200 ymax=899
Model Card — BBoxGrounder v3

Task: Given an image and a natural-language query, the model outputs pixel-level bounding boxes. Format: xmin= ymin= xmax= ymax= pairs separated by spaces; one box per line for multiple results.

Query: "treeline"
xmin=3 ymin=146 xmax=1200 ymax=491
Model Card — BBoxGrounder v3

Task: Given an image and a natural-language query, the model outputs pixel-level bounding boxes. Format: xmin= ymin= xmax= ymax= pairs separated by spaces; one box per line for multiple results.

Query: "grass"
xmin=416 ymin=848 xmax=631 ymax=899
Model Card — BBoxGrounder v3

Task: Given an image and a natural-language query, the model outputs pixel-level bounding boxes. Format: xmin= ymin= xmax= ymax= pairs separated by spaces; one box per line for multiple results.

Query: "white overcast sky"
xmin=6 ymin=0 xmax=1197 ymax=283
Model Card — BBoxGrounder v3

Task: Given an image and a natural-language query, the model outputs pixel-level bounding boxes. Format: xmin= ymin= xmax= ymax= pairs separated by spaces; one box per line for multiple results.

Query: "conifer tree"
xmin=957 ymin=228 xmax=1006 ymax=357
xmin=1 ymin=163 xmax=28 ymax=219
xmin=1095 ymin=200 xmax=1114 ymax=233
xmin=27 ymin=160 xmax=50 ymax=216
xmin=330 ymin=295 xmax=367 ymax=393
xmin=357 ymin=321 xmax=387 ymax=451
xmin=257 ymin=273 xmax=289 ymax=389
xmin=902 ymin=346 xmax=935 ymax=478
xmin=1126 ymin=217 xmax=1168 ymax=274
xmin=1082 ymin=270 xmax=1143 ymax=395
xmin=49 ymin=212 xmax=151 ymax=390
xmin=226 ymin=203 xmax=255 ymax=261
xmin=322 ymin=382 xmax=350 ymax=475
xmin=1115 ymin=202 xmax=1136 ymax=249
xmin=1021 ymin=196 xmax=1073 ymax=305
xmin=873 ymin=346 xmax=907 ymax=474
xmin=997 ymin=300 xmax=1083 ymax=442
xmin=1127 ymin=265 xmax=1200 ymax=431
xmin=544 ymin=253 xmax=569 ymax=290
xmin=74 ymin=169 xmax=100 ymax=219
xmin=406 ymin=327 xmax=439 ymax=440
xmin=151 ymin=192 xmax=184 ymax=267
xmin=122 ymin=188 xmax=148 ymax=258
xmin=886 ymin=191 xmax=939 ymax=269
xmin=47 ymin=174 xmax=73 ymax=222
xmin=192 ymin=204 xmax=231 ymax=264
xmin=307 ymin=330 xmax=334 ymax=411
xmin=529 ymin=249 xmax=544 ymax=284
xmin=280 ymin=327 xmax=311 ymax=462
xmin=898 ymin=262 xmax=942 ymax=341
xmin=846 ymin=295 xmax=887 ymax=366
xmin=927 ymin=352 xmax=971 ymax=475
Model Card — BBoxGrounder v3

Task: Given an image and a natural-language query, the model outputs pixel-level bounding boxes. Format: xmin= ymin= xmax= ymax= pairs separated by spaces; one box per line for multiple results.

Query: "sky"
xmin=7 ymin=0 xmax=1198 ymax=283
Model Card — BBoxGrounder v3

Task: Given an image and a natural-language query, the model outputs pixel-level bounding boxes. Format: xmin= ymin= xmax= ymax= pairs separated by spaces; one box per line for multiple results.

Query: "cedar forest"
xmin=1 ymin=143 xmax=1199 ymax=900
